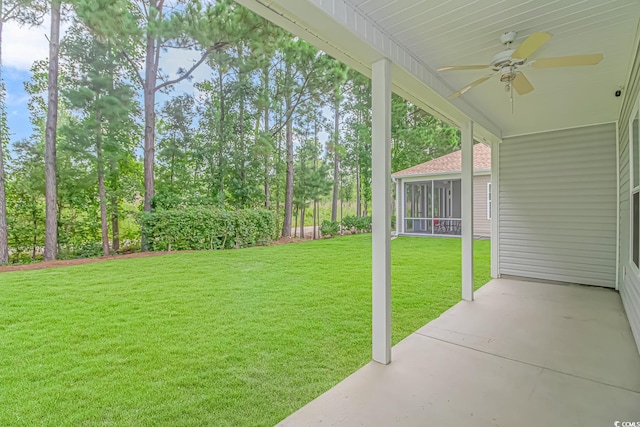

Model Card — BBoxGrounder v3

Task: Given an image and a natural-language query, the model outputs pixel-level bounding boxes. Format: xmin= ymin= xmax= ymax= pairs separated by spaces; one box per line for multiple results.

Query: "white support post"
xmin=399 ymin=179 xmax=405 ymax=234
xmin=395 ymin=179 xmax=400 ymax=237
xmin=490 ymin=140 xmax=500 ymax=279
xmin=462 ymin=120 xmax=474 ymax=301
xmin=431 ymin=182 xmax=435 ymax=235
xmin=371 ymin=58 xmax=392 ymax=365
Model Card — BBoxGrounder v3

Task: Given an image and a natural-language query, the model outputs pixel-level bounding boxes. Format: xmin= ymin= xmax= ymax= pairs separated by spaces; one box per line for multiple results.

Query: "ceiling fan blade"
xmin=437 ymin=65 xmax=490 ymax=72
xmin=511 ymin=32 xmax=552 ymax=60
xmin=512 ymin=73 xmax=534 ymax=95
xmin=531 ymin=54 xmax=603 ymax=69
xmin=449 ymin=75 xmax=493 ymax=99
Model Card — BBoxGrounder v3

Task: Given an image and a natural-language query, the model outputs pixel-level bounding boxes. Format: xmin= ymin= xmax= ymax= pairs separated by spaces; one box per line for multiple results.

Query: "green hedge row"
xmin=141 ymin=207 xmax=276 ymax=251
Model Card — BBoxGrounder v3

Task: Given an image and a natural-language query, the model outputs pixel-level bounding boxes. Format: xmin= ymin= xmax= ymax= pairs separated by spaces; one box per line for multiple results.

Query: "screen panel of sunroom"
xmin=404 ymin=181 xmax=432 ymax=233
xmin=433 ymin=180 xmax=461 ymax=236
xmin=404 ymin=180 xmax=461 ymax=236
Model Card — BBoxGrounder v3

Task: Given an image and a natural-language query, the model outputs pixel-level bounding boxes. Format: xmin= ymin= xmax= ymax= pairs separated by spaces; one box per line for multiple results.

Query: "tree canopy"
xmin=0 ymin=0 xmax=460 ymax=263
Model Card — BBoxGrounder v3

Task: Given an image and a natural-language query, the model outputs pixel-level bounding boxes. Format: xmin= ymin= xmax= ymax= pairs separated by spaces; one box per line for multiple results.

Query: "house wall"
xmin=619 ymin=34 xmax=640 ymax=354
xmin=473 ymin=175 xmax=491 ymax=238
xmin=498 ymin=123 xmax=618 ymax=288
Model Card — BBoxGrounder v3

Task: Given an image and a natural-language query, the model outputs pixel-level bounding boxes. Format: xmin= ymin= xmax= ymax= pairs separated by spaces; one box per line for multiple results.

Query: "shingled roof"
xmin=392 ymin=143 xmax=491 ymax=177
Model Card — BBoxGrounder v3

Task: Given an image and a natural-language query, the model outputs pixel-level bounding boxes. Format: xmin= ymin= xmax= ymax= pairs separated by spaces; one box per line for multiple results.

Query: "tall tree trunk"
xmin=141 ymin=25 xmax=159 ymax=251
xmin=356 ymin=161 xmax=362 ymax=217
xmin=218 ymin=67 xmax=225 ymax=196
xmin=238 ymin=106 xmax=246 ymax=204
xmin=0 ymin=6 xmax=8 ymax=264
xmin=264 ymin=162 xmax=270 ymax=209
xmin=143 ymin=36 xmax=157 ymax=213
xmin=111 ymin=195 xmax=120 ymax=253
xmin=299 ymin=207 xmax=304 ymax=239
xmin=331 ymin=93 xmax=340 ymax=222
xmin=237 ymin=45 xmax=247 ymax=208
xmin=96 ymin=112 xmax=109 ymax=257
xmin=32 ymin=216 xmax=37 ymax=261
xmin=263 ymin=67 xmax=271 ymax=210
xmin=281 ymin=87 xmax=294 ymax=237
xmin=275 ymin=106 xmax=283 ymax=222
xmin=293 ymin=207 xmax=297 ymax=238
xmin=106 ymin=49 xmax=120 ymax=254
xmin=313 ymin=201 xmax=317 ymax=240
xmin=0 ymin=120 xmax=6 ymax=265
xmin=44 ymin=0 xmax=61 ymax=261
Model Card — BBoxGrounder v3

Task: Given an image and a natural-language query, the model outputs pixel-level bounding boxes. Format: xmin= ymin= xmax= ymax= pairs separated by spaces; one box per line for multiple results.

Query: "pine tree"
xmin=44 ymin=0 xmax=62 ymax=261
xmin=61 ymin=18 xmax=138 ymax=256
xmin=0 ymin=0 xmax=46 ymax=263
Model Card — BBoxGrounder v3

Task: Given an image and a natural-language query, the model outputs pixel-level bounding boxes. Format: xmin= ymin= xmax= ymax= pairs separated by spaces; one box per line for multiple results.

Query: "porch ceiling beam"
xmin=371 ymin=58 xmax=392 ymax=365
xmin=462 ymin=121 xmax=474 ymax=301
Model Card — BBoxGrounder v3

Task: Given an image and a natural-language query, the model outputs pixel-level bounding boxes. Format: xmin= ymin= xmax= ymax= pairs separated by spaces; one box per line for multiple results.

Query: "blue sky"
xmin=3 ymin=16 xmax=213 ymax=147
xmin=4 ymin=17 xmax=53 ymax=145
xmin=5 ymin=66 xmax=32 ymax=143
xmin=3 ymin=15 xmax=330 ymax=153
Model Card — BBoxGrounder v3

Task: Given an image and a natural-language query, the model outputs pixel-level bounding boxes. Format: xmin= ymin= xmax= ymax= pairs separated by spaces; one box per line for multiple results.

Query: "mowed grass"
xmin=0 ymin=235 xmax=490 ymax=426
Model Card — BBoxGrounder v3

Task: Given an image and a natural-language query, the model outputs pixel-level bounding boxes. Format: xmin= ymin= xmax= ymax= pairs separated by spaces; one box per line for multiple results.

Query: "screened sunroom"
xmin=403 ymin=179 xmax=461 ymax=236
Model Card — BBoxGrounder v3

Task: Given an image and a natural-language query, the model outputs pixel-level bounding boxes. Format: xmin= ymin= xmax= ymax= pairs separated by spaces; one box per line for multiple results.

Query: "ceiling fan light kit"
xmin=438 ymin=31 xmax=603 ymax=100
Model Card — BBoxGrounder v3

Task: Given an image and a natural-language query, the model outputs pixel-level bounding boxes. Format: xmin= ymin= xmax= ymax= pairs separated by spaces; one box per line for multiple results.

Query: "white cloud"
xmin=4 ymin=16 xmax=69 ymax=72
xmin=5 ymin=91 xmax=29 ymax=106
xmin=5 ymin=15 xmax=206 ymax=88
xmin=158 ymin=48 xmax=211 ymax=93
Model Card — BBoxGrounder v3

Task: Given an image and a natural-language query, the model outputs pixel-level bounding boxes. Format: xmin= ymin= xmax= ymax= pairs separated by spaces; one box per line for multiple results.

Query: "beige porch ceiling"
xmin=238 ymin=0 xmax=640 ymax=138
xmin=349 ymin=0 xmax=640 ymax=137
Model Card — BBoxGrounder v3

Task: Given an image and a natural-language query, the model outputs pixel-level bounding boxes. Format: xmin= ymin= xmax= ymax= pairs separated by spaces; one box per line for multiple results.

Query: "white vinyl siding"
xmin=620 ymin=38 xmax=640 ymax=354
xmin=632 ymin=112 xmax=640 ymax=269
xmin=499 ymin=123 xmax=617 ymax=288
xmin=473 ymin=175 xmax=491 ymax=237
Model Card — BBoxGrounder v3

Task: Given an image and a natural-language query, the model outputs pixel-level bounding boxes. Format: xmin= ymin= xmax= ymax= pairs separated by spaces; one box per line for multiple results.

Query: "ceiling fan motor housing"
xmin=500 ymin=31 xmax=517 ymax=45
xmin=499 ymin=67 xmax=517 ymax=83
xmin=491 ymin=49 xmax=526 ymax=70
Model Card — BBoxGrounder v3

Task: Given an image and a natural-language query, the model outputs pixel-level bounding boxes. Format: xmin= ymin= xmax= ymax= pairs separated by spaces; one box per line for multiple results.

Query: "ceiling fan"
xmin=438 ymin=31 xmax=603 ymax=99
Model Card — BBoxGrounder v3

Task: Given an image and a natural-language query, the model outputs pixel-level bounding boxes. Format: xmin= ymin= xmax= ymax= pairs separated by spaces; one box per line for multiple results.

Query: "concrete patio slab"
xmin=418 ymin=278 xmax=640 ymax=392
xmin=277 ymin=279 xmax=640 ymax=427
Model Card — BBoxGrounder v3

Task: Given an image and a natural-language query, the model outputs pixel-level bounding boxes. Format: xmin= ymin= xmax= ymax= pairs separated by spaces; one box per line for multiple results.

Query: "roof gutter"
xmin=391 ymin=168 xmax=491 ymax=179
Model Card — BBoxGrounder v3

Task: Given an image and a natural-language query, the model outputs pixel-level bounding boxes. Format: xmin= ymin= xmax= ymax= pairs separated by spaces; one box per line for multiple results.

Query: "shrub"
xmin=320 ymin=220 xmax=340 ymax=237
xmin=141 ymin=207 xmax=276 ymax=252
xmin=59 ymin=242 xmax=104 ymax=260
xmin=356 ymin=216 xmax=372 ymax=233
xmin=118 ymin=244 xmax=140 ymax=255
xmin=341 ymin=215 xmax=358 ymax=232
xmin=8 ymin=252 xmax=38 ymax=265
xmin=341 ymin=215 xmax=371 ymax=234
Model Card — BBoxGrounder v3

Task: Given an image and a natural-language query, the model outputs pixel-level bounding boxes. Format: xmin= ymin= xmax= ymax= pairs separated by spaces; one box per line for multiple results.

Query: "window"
xmin=632 ymin=111 xmax=640 ymax=268
xmin=487 ymin=182 xmax=492 ymax=220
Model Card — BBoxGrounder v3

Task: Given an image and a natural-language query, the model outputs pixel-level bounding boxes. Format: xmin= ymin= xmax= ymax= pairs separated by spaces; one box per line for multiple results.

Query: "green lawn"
xmin=0 ymin=235 xmax=490 ymax=426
